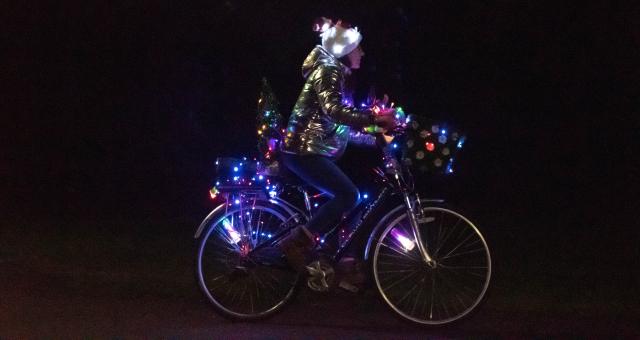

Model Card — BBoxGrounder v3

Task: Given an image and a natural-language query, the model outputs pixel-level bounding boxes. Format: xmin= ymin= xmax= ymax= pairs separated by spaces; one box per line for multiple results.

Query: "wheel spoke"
xmin=197 ymin=203 xmax=301 ymax=318
xmin=434 ymin=218 xmax=462 ymax=257
xmin=374 ymin=207 xmax=491 ymax=325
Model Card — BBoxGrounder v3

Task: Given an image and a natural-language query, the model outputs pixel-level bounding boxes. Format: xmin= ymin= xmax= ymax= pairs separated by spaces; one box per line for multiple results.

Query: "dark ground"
xmin=1 ymin=0 xmax=639 ymax=338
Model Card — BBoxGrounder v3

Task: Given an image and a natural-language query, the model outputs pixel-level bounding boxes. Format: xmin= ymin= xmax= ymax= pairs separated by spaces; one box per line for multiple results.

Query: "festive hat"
xmin=314 ymin=17 xmax=362 ymax=58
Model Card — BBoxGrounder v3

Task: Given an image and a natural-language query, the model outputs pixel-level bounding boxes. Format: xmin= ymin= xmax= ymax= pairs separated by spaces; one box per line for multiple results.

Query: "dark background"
xmin=2 ymin=0 xmax=638 ymax=325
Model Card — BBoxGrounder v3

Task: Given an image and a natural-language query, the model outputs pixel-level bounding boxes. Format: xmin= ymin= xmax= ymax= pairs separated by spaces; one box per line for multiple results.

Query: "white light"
xmin=363 ymin=193 xmax=369 ymax=199
xmin=269 ymin=191 xmax=277 ymax=198
xmin=233 ymin=167 xmax=239 ymax=172
xmin=234 ymin=199 xmax=240 ymax=205
xmin=258 ymin=175 xmax=264 ymax=180
xmin=222 ymin=219 xmax=241 ymax=244
xmin=314 ymin=203 xmax=319 ymax=208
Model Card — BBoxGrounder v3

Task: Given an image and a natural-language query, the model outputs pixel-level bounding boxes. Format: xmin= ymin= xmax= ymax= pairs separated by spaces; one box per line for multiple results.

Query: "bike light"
xmin=222 ymin=219 xmax=242 ymax=244
xmin=390 ymin=228 xmax=415 ymax=251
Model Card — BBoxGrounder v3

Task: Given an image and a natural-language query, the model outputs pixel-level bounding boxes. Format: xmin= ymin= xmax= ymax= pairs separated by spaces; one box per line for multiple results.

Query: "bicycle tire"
xmin=372 ymin=205 xmax=491 ymax=325
xmin=196 ymin=201 xmax=302 ymax=320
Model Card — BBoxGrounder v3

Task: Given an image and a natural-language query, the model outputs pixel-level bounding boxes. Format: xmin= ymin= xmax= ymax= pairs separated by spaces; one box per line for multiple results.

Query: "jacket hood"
xmin=301 ymin=45 xmax=349 ymax=78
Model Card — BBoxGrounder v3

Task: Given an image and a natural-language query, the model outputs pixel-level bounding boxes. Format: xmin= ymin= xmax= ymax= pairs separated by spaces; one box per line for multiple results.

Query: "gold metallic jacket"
xmin=282 ymin=46 xmax=374 ymax=158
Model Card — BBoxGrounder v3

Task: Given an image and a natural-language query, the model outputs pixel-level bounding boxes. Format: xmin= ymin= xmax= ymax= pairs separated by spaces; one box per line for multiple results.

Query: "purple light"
xmin=390 ymin=228 xmax=415 ymax=251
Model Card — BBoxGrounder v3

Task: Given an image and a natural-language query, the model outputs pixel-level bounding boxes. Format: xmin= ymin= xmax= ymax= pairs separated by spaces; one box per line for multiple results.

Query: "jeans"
xmin=281 ymin=153 xmax=360 ymax=234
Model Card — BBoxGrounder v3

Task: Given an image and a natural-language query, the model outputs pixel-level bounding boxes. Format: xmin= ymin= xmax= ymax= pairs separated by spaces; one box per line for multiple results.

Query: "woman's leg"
xmin=282 ymin=153 xmax=360 ymax=234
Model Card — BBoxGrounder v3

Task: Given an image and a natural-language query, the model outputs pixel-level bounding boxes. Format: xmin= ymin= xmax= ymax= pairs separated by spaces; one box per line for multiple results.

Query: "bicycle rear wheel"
xmin=372 ymin=206 xmax=491 ymax=325
xmin=196 ymin=201 xmax=301 ymax=320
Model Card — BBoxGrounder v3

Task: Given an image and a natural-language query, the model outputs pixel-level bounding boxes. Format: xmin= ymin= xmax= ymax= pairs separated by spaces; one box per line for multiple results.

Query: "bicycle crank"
xmin=305 ymin=260 xmax=335 ymax=292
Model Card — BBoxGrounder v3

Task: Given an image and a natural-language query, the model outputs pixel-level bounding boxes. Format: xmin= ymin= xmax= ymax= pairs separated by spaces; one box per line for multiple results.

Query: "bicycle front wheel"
xmin=372 ymin=206 xmax=491 ymax=325
xmin=196 ymin=201 xmax=301 ymax=320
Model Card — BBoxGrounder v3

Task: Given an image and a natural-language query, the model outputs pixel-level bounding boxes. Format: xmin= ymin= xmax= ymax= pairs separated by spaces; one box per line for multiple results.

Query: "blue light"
xmin=234 ymin=199 xmax=241 ymax=205
xmin=314 ymin=203 xmax=319 ymax=208
xmin=233 ymin=167 xmax=239 ymax=172
xmin=320 ymin=238 xmax=325 ymax=244
xmin=239 ymin=163 xmax=243 ymax=166
xmin=261 ymin=232 xmax=265 ymax=236
xmin=267 ymin=234 xmax=272 ymax=238
xmin=215 ymin=181 xmax=220 ymax=186
xmin=441 ymin=129 xmax=447 ymax=135
xmin=457 ymin=137 xmax=465 ymax=148
xmin=265 ymin=111 xmax=270 ymax=117
xmin=363 ymin=193 xmax=369 ymax=199
xmin=392 ymin=143 xmax=398 ymax=149
xmin=258 ymin=175 xmax=264 ymax=180
xmin=233 ymin=176 xmax=239 ymax=181
xmin=269 ymin=191 xmax=277 ymax=198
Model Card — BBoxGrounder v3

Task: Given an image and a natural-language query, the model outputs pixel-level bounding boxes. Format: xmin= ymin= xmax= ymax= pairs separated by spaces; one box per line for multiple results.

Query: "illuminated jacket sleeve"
xmin=348 ymin=130 xmax=377 ymax=146
xmin=311 ymin=65 xmax=374 ymax=129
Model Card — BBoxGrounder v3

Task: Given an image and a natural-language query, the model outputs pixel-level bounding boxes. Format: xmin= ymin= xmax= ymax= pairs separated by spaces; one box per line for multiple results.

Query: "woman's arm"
xmin=311 ymin=65 xmax=374 ymax=128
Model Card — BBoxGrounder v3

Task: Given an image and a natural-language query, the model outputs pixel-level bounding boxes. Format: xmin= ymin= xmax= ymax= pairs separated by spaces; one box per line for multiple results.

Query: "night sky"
xmin=2 ymin=0 xmax=638 ymax=326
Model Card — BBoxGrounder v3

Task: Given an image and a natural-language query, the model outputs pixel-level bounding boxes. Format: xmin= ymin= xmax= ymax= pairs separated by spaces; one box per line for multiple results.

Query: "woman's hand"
xmin=373 ymin=113 xmax=397 ymax=131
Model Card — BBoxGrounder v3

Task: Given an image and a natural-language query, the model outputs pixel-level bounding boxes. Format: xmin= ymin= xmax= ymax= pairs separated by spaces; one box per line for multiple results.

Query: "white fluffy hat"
xmin=314 ymin=17 xmax=362 ymax=58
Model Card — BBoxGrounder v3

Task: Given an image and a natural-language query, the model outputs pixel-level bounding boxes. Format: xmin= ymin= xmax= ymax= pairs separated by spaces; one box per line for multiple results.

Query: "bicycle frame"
xmin=243 ymin=159 xmax=438 ymax=266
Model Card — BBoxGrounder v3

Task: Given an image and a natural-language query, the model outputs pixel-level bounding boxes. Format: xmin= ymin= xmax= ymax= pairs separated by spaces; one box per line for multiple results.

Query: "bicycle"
xmin=194 ymin=115 xmax=491 ymax=326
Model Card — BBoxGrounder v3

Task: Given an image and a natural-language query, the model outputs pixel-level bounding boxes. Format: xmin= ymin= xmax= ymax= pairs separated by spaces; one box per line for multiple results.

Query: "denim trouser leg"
xmin=281 ymin=153 xmax=360 ymax=234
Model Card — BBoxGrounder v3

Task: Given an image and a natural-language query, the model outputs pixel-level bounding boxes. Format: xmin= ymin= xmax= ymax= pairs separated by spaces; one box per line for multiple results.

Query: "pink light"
xmin=390 ymin=228 xmax=415 ymax=251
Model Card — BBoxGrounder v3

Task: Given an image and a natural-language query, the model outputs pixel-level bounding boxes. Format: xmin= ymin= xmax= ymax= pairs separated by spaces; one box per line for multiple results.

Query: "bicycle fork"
xmin=395 ymin=178 xmax=436 ymax=267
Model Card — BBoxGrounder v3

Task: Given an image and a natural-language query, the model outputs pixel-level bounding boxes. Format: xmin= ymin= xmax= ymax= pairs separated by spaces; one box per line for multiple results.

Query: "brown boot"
xmin=278 ymin=225 xmax=317 ymax=272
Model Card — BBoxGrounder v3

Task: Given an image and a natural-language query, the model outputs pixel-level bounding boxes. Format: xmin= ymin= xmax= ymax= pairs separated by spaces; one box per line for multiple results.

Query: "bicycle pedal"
xmin=305 ymin=260 xmax=335 ymax=292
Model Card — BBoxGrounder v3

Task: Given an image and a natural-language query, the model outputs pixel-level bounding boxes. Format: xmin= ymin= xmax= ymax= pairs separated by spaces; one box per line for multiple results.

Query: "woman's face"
xmin=346 ymin=45 xmax=364 ymax=69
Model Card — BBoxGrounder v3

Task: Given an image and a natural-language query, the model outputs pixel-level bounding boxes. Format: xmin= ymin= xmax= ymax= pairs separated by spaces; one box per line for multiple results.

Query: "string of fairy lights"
xmin=210 ymin=79 xmax=465 ymax=203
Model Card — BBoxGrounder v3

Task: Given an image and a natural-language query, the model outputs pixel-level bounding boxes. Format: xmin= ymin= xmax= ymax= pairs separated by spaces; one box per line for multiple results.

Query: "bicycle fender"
xmin=194 ymin=202 xmax=230 ymax=239
xmin=193 ymin=197 xmax=309 ymax=239
xmin=363 ymin=203 xmax=407 ymax=262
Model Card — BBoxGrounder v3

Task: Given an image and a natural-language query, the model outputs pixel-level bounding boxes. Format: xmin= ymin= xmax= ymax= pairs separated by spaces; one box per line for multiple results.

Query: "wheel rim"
xmin=197 ymin=204 xmax=300 ymax=318
xmin=373 ymin=207 xmax=491 ymax=325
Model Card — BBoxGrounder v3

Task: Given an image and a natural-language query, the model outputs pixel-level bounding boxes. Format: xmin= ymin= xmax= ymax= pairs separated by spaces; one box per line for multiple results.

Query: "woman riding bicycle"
xmin=279 ymin=18 xmax=397 ymax=272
